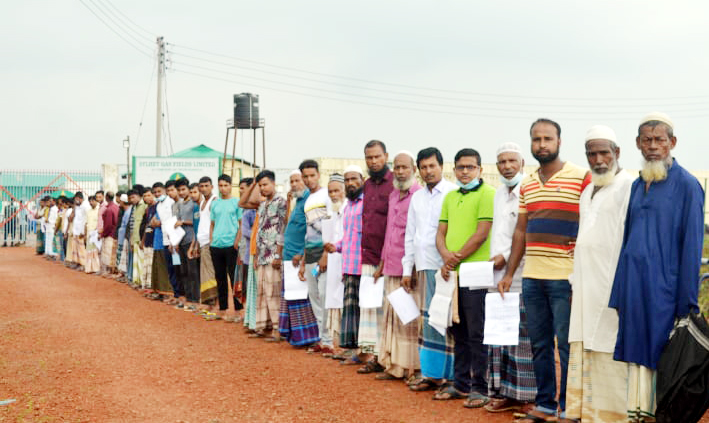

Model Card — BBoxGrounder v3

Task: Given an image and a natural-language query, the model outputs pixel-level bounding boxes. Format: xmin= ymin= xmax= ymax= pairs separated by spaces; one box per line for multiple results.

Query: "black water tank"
xmin=234 ymin=93 xmax=260 ymax=129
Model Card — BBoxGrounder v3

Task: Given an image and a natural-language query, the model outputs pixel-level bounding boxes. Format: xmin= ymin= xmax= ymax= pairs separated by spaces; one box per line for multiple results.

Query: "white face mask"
xmin=499 ymin=172 xmax=523 ymax=187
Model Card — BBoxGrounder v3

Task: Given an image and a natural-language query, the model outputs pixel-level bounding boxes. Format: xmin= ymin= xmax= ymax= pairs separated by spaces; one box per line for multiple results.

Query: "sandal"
xmin=264 ymin=336 xmax=281 ymax=343
xmin=357 ymin=360 xmax=385 ymax=374
xmin=375 ymin=372 xmax=403 ymax=380
xmin=340 ymin=356 xmax=363 ymax=366
xmin=485 ymin=398 xmax=523 ymax=413
xmin=463 ymin=392 xmax=490 ymax=409
xmin=409 ymin=378 xmax=439 ymax=392
xmin=515 ymin=410 xmax=558 ymax=422
xmin=432 ymin=385 xmax=467 ymax=400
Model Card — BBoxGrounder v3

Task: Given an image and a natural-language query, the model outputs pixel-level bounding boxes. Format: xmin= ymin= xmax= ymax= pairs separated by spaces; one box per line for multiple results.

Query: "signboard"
xmin=132 ymin=156 xmax=220 ymax=186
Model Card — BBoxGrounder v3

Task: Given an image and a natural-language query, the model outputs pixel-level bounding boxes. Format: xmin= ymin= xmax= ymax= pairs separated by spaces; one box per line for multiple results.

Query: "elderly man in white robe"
xmin=565 ymin=125 xmax=634 ymax=423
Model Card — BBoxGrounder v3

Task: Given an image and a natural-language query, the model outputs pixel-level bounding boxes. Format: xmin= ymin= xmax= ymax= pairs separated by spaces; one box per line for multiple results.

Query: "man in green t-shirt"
xmin=434 ymin=148 xmax=495 ymax=408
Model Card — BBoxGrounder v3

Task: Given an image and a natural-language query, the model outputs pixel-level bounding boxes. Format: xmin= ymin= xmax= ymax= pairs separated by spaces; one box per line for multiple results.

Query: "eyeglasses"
xmin=454 ymin=165 xmax=479 ymax=172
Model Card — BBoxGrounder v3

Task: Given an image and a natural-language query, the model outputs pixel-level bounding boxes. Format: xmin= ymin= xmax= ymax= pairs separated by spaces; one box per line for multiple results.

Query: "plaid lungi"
xmin=339 ymin=274 xmax=361 ymax=349
xmin=100 ymin=237 xmax=115 ymax=268
xmin=199 ymin=245 xmax=218 ymax=304
xmin=72 ymin=235 xmax=87 ymax=266
xmin=244 ymin=258 xmax=258 ymax=330
xmin=254 ymin=264 xmax=281 ymax=333
xmin=116 ymin=241 xmax=127 ymax=272
xmin=358 ymin=264 xmax=383 ymax=354
xmin=379 ymin=275 xmax=422 ymax=378
xmin=279 ymin=285 xmax=320 ymax=347
xmin=150 ymin=248 xmax=173 ymax=294
xmin=487 ymin=299 xmax=537 ymax=402
xmin=419 ymin=269 xmax=455 ymax=380
xmin=566 ymin=341 xmax=629 ymax=423
xmin=141 ymin=247 xmax=154 ymax=289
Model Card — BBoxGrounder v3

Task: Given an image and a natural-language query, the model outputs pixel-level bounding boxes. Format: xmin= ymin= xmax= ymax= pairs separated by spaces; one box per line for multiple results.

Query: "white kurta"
xmin=568 ymin=170 xmax=633 ymax=353
xmin=489 ymin=182 xmax=525 ymax=292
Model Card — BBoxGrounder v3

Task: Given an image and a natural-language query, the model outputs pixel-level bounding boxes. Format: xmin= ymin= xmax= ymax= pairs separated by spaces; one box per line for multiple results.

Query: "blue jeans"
xmin=522 ymin=278 xmax=571 ymax=415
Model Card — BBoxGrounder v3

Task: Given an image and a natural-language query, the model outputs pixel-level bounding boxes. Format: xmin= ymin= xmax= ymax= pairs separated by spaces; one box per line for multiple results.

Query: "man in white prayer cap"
xmin=565 ymin=125 xmax=634 ymax=423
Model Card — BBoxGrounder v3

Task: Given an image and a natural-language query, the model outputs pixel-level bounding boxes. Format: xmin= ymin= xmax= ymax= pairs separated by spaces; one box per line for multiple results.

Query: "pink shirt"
xmin=381 ymin=183 xmax=421 ymax=276
xmin=97 ymin=201 xmax=107 ymax=233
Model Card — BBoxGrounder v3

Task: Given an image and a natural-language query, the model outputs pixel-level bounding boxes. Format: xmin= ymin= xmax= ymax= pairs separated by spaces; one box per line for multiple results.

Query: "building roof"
xmin=171 ymin=144 xmax=257 ymax=166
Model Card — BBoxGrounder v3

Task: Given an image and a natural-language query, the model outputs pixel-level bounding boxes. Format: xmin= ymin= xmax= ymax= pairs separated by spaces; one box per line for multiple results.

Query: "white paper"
xmin=483 ymin=292 xmax=520 ymax=346
xmin=89 ymin=230 xmax=102 ymax=249
xmin=387 ymin=287 xmax=420 ymax=325
xmin=325 ymin=253 xmax=344 ymax=309
xmin=458 ymin=261 xmax=494 ymax=289
xmin=427 ymin=270 xmax=456 ymax=334
xmin=163 ymin=216 xmax=185 ymax=246
xmin=321 ymin=218 xmax=335 ymax=244
xmin=359 ymin=275 xmax=385 ymax=308
xmin=283 ymin=261 xmax=309 ymax=300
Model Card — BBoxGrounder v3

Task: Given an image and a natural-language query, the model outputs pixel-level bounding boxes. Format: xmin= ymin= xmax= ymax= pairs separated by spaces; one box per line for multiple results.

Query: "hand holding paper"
xmin=359 ymin=275 xmax=385 ymax=308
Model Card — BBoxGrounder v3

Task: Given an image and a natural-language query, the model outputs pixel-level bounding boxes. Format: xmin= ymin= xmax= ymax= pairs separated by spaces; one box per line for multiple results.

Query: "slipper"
xmin=248 ymin=332 xmax=265 ymax=338
xmin=484 ymin=398 xmax=523 ymax=413
xmin=357 ymin=360 xmax=385 ymax=374
xmin=463 ymin=392 xmax=490 ymax=409
xmin=264 ymin=336 xmax=281 ymax=343
xmin=409 ymin=378 xmax=439 ymax=392
xmin=375 ymin=372 xmax=403 ymax=381
xmin=514 ymin=410 xmax=558 ymax=422
xmin=340 ymin=356 xmax=363 ymax=365
xmin=432 ymin=385 xmax=467 ymax=401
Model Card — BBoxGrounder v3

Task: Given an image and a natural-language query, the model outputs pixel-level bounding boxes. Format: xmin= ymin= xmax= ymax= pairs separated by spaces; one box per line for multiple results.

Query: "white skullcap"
xmin=496 ymin=142 xmax=523 ymax=157
xmin=394 ymin=150 xmax=416 ymax=164
xmin=289 ymin=169 xmax=302 ymax=177
xmin=640 ymin=112 xmax=674 ymax=130
xmin=343 ymin=164 xmax=364 ymax=176
xmin=120 ymin=194 xmax=128 ymax=203
xmin=585 ymin=125 xmax=617 ymax=143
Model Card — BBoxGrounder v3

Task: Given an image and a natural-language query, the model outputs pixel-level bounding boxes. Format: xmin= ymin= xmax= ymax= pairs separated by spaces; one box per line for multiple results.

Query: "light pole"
xmin=123 ymin=136 xmax=131 ymax=187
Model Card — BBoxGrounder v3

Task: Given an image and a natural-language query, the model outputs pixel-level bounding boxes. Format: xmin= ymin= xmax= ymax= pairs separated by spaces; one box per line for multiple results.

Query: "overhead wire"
xmin=97 ymin=0 xmax=155 ymax=38
xmin=78 ymin=0 xmax=153 ymax=59
xmin=87 ymin=0 xmax=154 ymax=50
xmin=132 ymin=59 xmax=157 ymax=154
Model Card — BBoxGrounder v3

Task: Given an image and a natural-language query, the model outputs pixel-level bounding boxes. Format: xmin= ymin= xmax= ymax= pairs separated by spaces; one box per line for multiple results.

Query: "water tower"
xmin=223 ymin=93 xmax=266 ymax=180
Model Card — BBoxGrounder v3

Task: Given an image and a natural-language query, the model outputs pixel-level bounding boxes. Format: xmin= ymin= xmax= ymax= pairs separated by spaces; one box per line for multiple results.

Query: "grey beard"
xmin=330 ymin=200 xmax=343 ymax=213
xmin=591 ymin=161 xmax=618 ymax=187
xmin=393 ymin=176 xmax=415 ymax=192
xmin=640 ymin=157 xmax=671 ymax=183
xmin=292 ymin=189 xmax=306 ymax=199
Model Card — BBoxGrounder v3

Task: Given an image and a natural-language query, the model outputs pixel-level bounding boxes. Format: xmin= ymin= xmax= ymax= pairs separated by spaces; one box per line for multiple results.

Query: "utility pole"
xmin=156 ymin=36 xmax=165 ymax=157
xmin=123 ymin=136 xmax=131 ymax=187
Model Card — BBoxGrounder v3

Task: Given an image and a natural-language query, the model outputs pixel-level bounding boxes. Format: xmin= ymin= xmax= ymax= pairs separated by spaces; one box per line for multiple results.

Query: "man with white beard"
xmin=324 ymin=174 xmax=347 ymax=354
xmin=374 ymin=151 xmax=422 ymax=381
xmin=565 ymin=126 xmax=634 ymax=423
xmin=608 ymin=112 xmax=704 ymax=421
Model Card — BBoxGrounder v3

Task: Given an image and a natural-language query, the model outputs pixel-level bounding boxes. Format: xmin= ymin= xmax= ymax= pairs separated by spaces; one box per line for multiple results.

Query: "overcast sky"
xmin=2 ymin=0 xmax=708 ymax=174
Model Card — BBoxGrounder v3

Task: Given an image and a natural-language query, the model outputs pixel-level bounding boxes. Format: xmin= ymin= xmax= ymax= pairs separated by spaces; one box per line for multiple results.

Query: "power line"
xmin=96 ymin=0 xmax=154 ymax=38
xmin=78 ymin=0 xmax=153 ymax=59
xmin=167 ymin=42 xmax=709 ymax=102
xmin=87 ymin=0 xmax=154 ymax=50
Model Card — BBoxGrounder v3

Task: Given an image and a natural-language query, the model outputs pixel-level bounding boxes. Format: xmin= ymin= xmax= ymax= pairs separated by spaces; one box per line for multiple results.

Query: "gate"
xmin=0 ymin=169 xmax=102 ymax=247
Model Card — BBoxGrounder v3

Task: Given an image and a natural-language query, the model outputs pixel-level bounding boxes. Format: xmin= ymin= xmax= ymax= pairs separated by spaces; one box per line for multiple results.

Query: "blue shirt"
xmin=210 ymin=197 xmax=240 ymax=249
xmin=282 ymin=191 xmax=309 ymax=260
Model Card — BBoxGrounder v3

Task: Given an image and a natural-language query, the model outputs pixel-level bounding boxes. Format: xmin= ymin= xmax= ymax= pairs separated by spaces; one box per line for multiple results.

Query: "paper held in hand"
xmin=458 ymin=261 xmax=494 ymax=289
xmin=483 ymin=292 xmax=520 ymax=346
xmin=283 ymin=261 xmax=309 ymax=300
xmin=163 ymin=216 xmax=185 ymax=246
xmin=359 ymin=275 xmax=385 ymax=308
xmin=427 ymin=270 xmax=456 ymax=336
xmin=387 ymin=287 xmax=420 ymax=325
xmin=325 ymin=253 xmax=344 ymax=309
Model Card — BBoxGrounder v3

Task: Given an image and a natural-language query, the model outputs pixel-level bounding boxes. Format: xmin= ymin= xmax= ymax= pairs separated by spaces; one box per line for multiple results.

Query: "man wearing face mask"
xmin=485 ymin=143 xmax=537 ymax=414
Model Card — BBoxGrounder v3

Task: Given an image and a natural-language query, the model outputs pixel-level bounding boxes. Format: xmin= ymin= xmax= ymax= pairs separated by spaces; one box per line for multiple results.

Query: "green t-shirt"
xmin=439 ymin=182 xmax=495 ymax=264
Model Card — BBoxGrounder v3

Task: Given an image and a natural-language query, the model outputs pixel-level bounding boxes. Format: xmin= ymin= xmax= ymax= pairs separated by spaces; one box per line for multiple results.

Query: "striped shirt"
xmin=519 ymin=162 xmax=591 ymax=280
xmin=336 ymin=193 xmax=363 ymax=276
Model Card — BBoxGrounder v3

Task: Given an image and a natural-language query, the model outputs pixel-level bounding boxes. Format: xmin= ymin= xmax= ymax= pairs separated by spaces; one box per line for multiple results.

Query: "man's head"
xmin=289 ymin=170 xmax=306 ymax=199
xmin=189 ymin=183 xmax=201 ymax=202
xmin=143 ymin=189 xmax=155 ymax=206
xmin=105 ymin=191 xmax=115 ymax=203
xmin=496 ymin=142 xmax=525 ymax=187
xmin=119 ymin=193 xmax=129 ymax=208
xmin=132 ymin=185 xmax=145 ymax=196
xmin=530 ymin=118 xmax=562 ymax=165
xmin=49 ymin=197 xmax=56 ymax=207
xmin=89 ymin=195 xmax=98 ymax=208
xmin=151 ymin=183 xmax=165 ymax=199
xmin=238 ymin=177 xmax=253 ymax=198
xmin=343 ymin=165 xmax=364 ymax=201
xmin=256 ymin=170 xmax=276 ymax=198
xmin=416 ymin=147 xmax=444 ymax=189
xmin=165 ymin=180 xmax=178 ymax=200
xmin=585 ymin=125 xmax=620 ymax=187
xmin=299 ymin=159 xmax=320 ymax=191
xmin=74 ymin=192 xmax=84 ymax=205
xmin=637 ymin=112 xmax=676 ymax=182
xmin=454 ymin=149 xmax=482 ymax=185
xmin=328 ymin=174 xmax=346 ymax=211
xmin=364 ymin=140 xmax=389 ymax=179
xmin=175 ymin=178 xmax=190 ymax=200
xmin=198 ymin=176 xmax=213 ymax=198
xmin=392 ymin=151 xmax=417 ymax=192
xmin=217 ymin=174 xmax=232 ymax=198
xmin=127 ymin=189 xmax=140 ymax=205
xmin=95 ymin=190 xmax=105 ymax=203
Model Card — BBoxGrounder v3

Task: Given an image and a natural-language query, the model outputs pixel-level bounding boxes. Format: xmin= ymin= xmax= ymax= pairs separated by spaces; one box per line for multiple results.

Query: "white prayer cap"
xmin=394 ymin=150 xmax=416 ymax=164
xmin=639 ymin=112 xmax=674 ymax=130
xmin=343 ymin=164 xmax=364 ymax=176
xmin=289 ymin=169 xmax=302 ymax=177
xmin=496 ymin=142 xmax=523 ymax=157
xmin=120 ymin=194 xmax=128 ymax=203
xmin=585 ymin=125 xmax=617 ymax=143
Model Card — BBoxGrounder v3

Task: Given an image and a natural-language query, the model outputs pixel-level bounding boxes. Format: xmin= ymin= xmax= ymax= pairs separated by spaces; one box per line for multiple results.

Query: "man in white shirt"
xmin=157 ymin=180 xmax=179 ymax=300
xmin=565 ymin=126 xmax=633 ymax=423
xmin=45 ymin=197 xmax=59 ymax=258
xmin=486 ymin=143 xmax=536 ymax=413
xmin=324 ymin=174 xmax=347 ymax=351
xmin=403 ymin=147 xmax=458 ymax=392
xmin=194 ymin=176 xmax=217 ymax=309
xmin=71 ymin=192 xmax=91 ymax=270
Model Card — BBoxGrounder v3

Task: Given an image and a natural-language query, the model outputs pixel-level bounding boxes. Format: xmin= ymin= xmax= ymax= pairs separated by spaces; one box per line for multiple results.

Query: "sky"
xmin=2 ymin=0 xmax=709 ymax=174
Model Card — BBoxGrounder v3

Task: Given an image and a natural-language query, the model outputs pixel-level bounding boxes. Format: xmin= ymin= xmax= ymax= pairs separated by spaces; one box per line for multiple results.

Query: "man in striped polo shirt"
xmin=499 ymin=118 xmax=591 ymax=422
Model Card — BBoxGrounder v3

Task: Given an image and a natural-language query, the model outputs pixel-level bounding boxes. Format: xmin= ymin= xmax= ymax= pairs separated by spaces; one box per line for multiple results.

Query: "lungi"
xmin=627 ymin=364 xmax=656 ymax=422
xmin=340 ymin=274 xmax=361 ymax=349
xmin=379 ymin=275 xmax=422 ymax=378
xmin=199 ymin=245 xmax=218 ymax=304
xmin=54 ymin=232 xmax=65 ymax=261
xmin=278 ymin=284 xmax=320 ymax=347
xmin=117 ymin=242 xmax=129 ymax=273
xmin=358 ymin=264 xmax=383 ymax=355
xmin=84 ymin=237 xmax=100 ymax=273
xmin=44 ymin=229 xmax=55 ymax=256
xmin=566 ymin=342 xmax=629 ymax=423
xmin=71 ymin=235 xmax=87 ymax=266
xmin=141 ymin=247 xmax=154 ymax=290
xmin=65 ymin=233 xmax=74 ymax=263
xmin=254 ymin=264 xmax=281 ymax=334
xmin=131 ymin=242 xmax=143 ymax=285
xmin=100 ymin=237 xmax=116 ymax=268
xmin=150 ymin=248 xmax=173 ymax=294
xmin=487 ymin=299 xmax=537 ymax=402
xmin=36 ymin=230 xmax=45 ymax=254
xmin=419 ymin=269 xmax=455 ymax=380
xmin=327 ymin=308 xmax=342 ymax=346
xmin=244 ymin=258 xmax=258 ymax=330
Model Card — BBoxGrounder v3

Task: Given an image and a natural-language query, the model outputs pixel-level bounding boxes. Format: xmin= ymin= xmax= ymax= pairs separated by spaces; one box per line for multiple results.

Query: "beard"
xmin=393 ymin=176 xmax=415 ymax=192
xmin=367 ymin=165 xmax=389 ymax=181
xmin=346 ymin=186 xmax=363 ymax=201
xmin=532 ymin=149 xmax=559 ymax=164
xmin=640 ymin=158 xmax=670 ymax=182
xmin=330 ymin=199 xmax=343 ymax=213
xmin=291 ymin=189 xmax=306 ymax=199
xmin=591 ymin=161 xmax=618 ymax=187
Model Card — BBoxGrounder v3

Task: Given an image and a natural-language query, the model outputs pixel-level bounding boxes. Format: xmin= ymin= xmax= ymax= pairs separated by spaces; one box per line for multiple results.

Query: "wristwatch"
xmin=273 ymin=253 xmax=281 ymax=260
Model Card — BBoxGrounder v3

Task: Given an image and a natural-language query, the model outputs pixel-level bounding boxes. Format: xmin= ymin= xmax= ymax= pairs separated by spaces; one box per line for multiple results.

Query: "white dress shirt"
xmin=490 ymin=181 xmax=524 ymax=292
xmin=402 ymin=178 xmax=457 ymax=277
xmin=72 ymin=201 xmax=91 ymax=236
xmin=156 ymin=196 xmax=175 ymax=245
xmin=197 ymin=195 xmax=215 ymax=248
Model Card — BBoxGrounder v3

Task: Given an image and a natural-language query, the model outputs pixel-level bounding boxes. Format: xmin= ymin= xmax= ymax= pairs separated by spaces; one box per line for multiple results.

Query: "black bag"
xmin=656 ymin=312 xmax=709 ymax=423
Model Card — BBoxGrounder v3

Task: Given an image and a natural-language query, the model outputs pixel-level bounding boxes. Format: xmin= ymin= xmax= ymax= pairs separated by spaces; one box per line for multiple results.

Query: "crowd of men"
xmin=28 ymin=112 xmax=705 ymax=423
